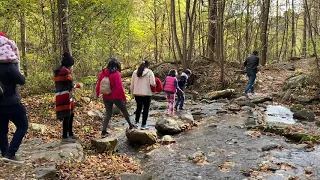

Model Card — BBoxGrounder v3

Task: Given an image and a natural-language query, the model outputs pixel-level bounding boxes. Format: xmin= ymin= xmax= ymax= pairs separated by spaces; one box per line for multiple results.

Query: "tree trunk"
xmin=186 ymin=0 xmax=198 ymax=68
xmin=58 ymin=0 xmax=72 ymax=55
xmin=216 ymin=0 xmax=226 ymax=84
xmin=291 ymin=0 xmax=296 ymax=59
xmin=20 ymin=10 xmax=28 ymax=76
xmin=50 ymin=0 xmax=59 ymax=66
xmin=302 ymin=1 xmax=307 ymax=58
xmin=276 ymin=0 xmax=279 ymax=60
xmin=159 ymin=13 xmax=166 ymax=61
xmin=207 ymin=0 xmax=217 ymax=61
xmin=260 ymin=0 xmax=271 ymax=66
xmin=153 ymin=0 xmax=159 ymax=63
xmin=305 ymin=0 xmax=320 ymax=73
xmin=171 ymin=0 xmax=183 ymax=63
xmin=245 ymin=0 xmax=250 ymax=55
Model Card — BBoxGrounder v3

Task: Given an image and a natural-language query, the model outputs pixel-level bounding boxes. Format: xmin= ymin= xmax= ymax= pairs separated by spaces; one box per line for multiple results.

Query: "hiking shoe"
xmin=174 ymin=107 xmax=178 ymax=111
xmin=244 ymin=92 xmax=249 ymax=98
xmin=69 ymin=135 xmax=78 ymax=140
xmin=61 ymin=138 xmax=76 ymax=143
xmin=101 ymin=131 xmax=111 ymax=138
xmin=2 ymin=155 xmax=24 ymax=164
xmin=179 ymin=107 xmax=184 ymax=110
xmin=135 ymin=122 xmax=140 ymax=127
xmin=141 ymin=125 xmax=150 ymax=130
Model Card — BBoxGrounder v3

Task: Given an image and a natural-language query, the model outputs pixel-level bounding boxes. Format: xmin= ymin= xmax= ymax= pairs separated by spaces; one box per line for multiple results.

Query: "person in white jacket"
xmin=130 ymin=60 xmax=156 ymax=130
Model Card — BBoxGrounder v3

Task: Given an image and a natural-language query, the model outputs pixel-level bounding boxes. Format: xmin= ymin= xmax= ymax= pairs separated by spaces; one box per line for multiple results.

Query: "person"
xmin=0 ymin=32 xmax=28 ymax=164
xmin=163 ymin=69 xmax=182 ymax=116
xmin=175 ymin=69 xmax=192 ymax=111
xmin=130 ymin=60 xmax=156 ymax=130
xmin=96 ymin=58 xmax=135 ymax=137
xmin=150 ymin=73 xmax=163 ymax=93
xmin=54 ymin=52 xmax=82 ymax=143
xmin=244 ymin=51 xmax=259 ymax=97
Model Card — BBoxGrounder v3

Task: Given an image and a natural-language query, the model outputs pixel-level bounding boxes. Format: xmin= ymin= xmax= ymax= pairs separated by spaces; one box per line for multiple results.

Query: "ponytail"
xmin=137 ymin=60 xmax=150 ymax=77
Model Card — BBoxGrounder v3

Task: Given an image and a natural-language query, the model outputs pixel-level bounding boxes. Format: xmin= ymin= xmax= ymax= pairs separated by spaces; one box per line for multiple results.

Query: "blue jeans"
xmin=175 ymin=91 xmax=185 ymax=109
xmin=245 ymin=73 xmax=256 ymax=94
xmin=0 ymin=103 xmax=28 ymax=157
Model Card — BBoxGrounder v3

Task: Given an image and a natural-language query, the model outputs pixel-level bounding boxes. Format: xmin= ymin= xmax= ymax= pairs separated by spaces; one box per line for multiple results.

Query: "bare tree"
xmin=260 ymin=0 xmax=271 ymax=66
xmin=58 ymin=0 xmax=72 ymax=54
xmin=207 ymin=0 xmax=217 ymax=61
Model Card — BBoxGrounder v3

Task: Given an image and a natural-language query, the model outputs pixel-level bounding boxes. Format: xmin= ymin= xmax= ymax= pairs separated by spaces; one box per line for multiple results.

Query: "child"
xmin=163 ymin=69 xmax=182 ymax=116
xmin=151 ymin=74 xmax=163 ymax=93
xmin=175 ymin=69 xmax=192 ymax=110
xmin=54 ymin=52 xmax=82 ymax=143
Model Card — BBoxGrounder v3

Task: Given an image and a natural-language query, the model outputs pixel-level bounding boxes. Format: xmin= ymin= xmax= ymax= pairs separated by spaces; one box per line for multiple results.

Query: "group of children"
xmin=162 ymin=69 xmax=192 ymax=116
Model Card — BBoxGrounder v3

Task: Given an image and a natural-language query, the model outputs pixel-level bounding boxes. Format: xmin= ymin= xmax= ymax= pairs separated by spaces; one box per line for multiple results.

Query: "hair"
xmin=168 ymin=69 xmax=177 ymax=77
xmin=253 ymin=51 xmax=258 ymax=56
xmin=107 ymin=58 xmax=121 ymax=73
xmin=137 ymin=60 xmax=150 ymax=77
xmin=185 ymin=69 xmax=192 ymax=75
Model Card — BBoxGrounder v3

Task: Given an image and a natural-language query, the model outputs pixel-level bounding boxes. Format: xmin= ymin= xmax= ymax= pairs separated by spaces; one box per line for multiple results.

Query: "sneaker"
xmin=244 ymin=92 xmax=249 ymax=98
xmin=101 ymin=131 xmax=111 ymax=138
xmin=174 ymin=107 xmax=178 ymax=111
xmin=179 ymin=107 xmax=184 ymax=110
xmin=61 ymin=138 xmax=76 ymax=143
xmin=2 ymin=155 xmax=24 ymax=164
xmin=135 ymin=122 xmax=140 ymax=126
xmin=141 ymin=125 xmax=150 ymax=130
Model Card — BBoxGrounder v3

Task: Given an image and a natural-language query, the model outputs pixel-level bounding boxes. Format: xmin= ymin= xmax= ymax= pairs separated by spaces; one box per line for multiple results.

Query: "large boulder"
xmin=204 ymin=89 xmax=237 ymax=100
xmin=283 ymin=74 xmax=308 ymax=90
xmin=152 ymin=93 xmax=167 ymax=101
xmin=293 ymin=110 xmax=316 ymax=122
xmin=155 ymin=112 xmax=194 ymax=135
xmin=91 ymin=137 xmax=118 ymax=153
xmin=126 ymin=129 xmax=157 ymax=145
xmin=35 ymin=164 xmax=56 ymax=179
xmin=251 ymin=94 xmax=272 ymax=104
xmin=19 ymin=139 xmax=84 ymax=162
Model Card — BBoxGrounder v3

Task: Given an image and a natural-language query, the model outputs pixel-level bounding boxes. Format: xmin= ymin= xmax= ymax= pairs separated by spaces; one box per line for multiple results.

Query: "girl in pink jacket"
xmin=163 ymin=69 xmax=182 ymax=116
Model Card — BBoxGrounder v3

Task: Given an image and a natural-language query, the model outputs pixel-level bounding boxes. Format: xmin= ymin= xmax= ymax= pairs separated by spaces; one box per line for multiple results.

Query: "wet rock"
xmin=268 ymin=163 xmax=281 ymax=172
xmin=281 ymin=89 xmax=292 ymax=101
xmin=155 ymin=113 xmax=194 ymax=135
xmin=152 ymin=93 xmax=167 ymax=101
xmin=225 ymin=103 xmax=241 ymax=112
xmin=88 ymin=109 xmax=104 ymax=120
xmin=226 ymin=139 xmax=238 ymax=144
xmin=292 ymin=143 xmax=308 ymax=150
xmin=20 ymin=139 xmax=83 ymax=162
xmin=283 ymin=74 xmax=308 ymax=90
xmin=204 ymin=89 xmax=237 ymax=100
xmin=29 ymin=123 xmax=47 ymax=133
xmin=91 ymin=137 xmax=118 ymax=153
xmin=293 ymin=110 xmax=315 ymax=122
xmin=126 ymin=129 xmax=157 ymax=145
xmin=315 ymin=120 xmax=320 ymax=127
xmin=159 ymin=135 xmax=176 ymax=144
xmin=261 ymin=144 xmax=279 ymax=151
xmin=290 ymin=104 xmax=304 ymax=112
xmin=35 ymin=164 xmax=56 ymax=179
xmin=251 ymin=95 xmax=272 ymax=104
xmin=189 ymin=151 xmax=205 ymax=160
xmin=243 ymin=130 xmax=261 ymax=137
xmin=207 ymin=123 xmax=218 ymax=128
xmin=241 ymin=106 xmax=252 ymax=111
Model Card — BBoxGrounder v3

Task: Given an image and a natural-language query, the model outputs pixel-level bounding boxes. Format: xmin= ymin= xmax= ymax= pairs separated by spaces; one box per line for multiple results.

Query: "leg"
xmin=113 ymin=99 xmax=133 ymax=127
xmin=141 ymin=96 xmax=151 ymax=126
xmin=244 ymin=74 xmax=254 ymax=94
xmin=102 ymin=99 xmax=113 ymax=132
xmin=179 ymin=93 xmax=185 ymax=109
xmin=250 ymin=74 xmax=256 ymax=94
xmin=0 ymin=114 xmax=10 ymax=156
xmin=68 ymin=113 xmax=74 ymax=136
xmin=62 ymin=116 xmax=70 ymax=139
xmin=175 ymin=92 xmax=181 ymax=109
xmin=135 ymin=96 xmax=143 ymax=123
xmin=6 ymin=105 xmax=28 ymax=157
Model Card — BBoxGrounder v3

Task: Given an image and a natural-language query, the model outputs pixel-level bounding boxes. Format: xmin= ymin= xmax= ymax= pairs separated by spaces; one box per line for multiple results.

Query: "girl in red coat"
xmin=96 ymin=58 xmax=135 ymax=137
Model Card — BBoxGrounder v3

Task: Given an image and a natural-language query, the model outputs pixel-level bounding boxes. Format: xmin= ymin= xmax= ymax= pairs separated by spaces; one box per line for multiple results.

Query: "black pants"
xmin=102 ymin=99 xmax=132 ymax=132
xmin=0 ymin=103 xmax=28 ymax=157
xmin=135 ymin=96 xmax=151 ymax=126
xmin=62 ymin=113 xmax=74 ymax=138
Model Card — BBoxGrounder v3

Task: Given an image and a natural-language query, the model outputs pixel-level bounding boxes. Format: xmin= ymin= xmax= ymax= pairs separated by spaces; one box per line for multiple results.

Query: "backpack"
xmin=100 ymin=75 xmax=112 ymax=95
xmin=0 ymin=81 xmax=4 ymax=97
